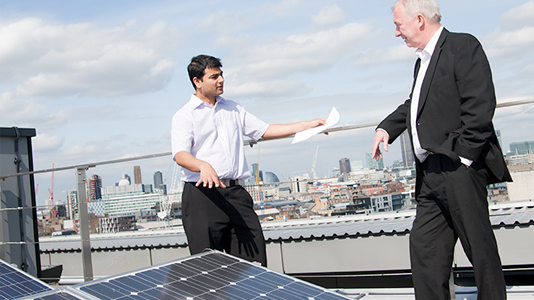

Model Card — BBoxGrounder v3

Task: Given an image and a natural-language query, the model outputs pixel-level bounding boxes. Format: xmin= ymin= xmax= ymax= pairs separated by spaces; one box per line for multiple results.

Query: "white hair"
xmin=393 ymin=0 xmax=442 ymax=24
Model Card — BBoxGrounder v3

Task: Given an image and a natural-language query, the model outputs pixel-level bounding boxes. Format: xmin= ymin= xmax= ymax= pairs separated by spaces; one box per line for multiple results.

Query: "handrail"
xmin=1 ymin=98 xmax=533 ymax=181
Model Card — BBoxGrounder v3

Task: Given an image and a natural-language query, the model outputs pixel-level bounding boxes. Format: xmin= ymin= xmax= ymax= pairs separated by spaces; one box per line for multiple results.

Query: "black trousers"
xmin=181 ymin=182 xmax=267 ymax=266
xmin=410 ymin=154 xmax=506 ymax=300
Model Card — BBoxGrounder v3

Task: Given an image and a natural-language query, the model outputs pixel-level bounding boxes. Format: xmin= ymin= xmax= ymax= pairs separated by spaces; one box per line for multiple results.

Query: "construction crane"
xmin=255 ymin=144 xmax=265 ymax=219
xmin=312 ymin=145 xmax=319 ymax=179
xmin=255 ymin=143 xmax=262 ymax=185
xmin=48 ymin=163 xmax=55 ymax=218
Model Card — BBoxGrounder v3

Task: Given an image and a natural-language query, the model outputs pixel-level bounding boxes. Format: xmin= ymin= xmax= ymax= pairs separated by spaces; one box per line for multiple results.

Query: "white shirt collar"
xmin=416 ymin=26 xmax=443 ymax=60
xmin=190 ymin=94 xmax=226 ymax=109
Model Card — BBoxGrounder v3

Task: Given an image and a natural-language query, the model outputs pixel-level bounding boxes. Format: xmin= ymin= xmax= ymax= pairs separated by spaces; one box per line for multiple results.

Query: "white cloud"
xmin=499 ymin=1 xmax=534 ymax=31
xmin=229 ymin=79 xmax=313 ymax=98
xmin=311 ymin=5 xmax=346 ymax=29
xmin=0 ymin=18 xmax=180 ymax=98
xmin=0 ymin=92 xmax=69 ymax=128
xmin=354 ymin=44 xmax=413 ymax=67
xmin=33 ymin=133 xmax=65 ymax=152
xmin=225 ymin=22 xmax=377 ymax=98
xmin=484 ymin=2 xmax=534 ymax=57
xmin=262 ymin=0 xmax=302 ymax=18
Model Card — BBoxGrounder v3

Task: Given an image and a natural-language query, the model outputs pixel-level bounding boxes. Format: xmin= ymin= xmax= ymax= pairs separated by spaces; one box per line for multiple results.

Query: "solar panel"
xmin=19 ymin=290 xmax=85 ymax=300
xmin=71 ymin=250 xmax=351 ymax=300
xmin=4 ymin=251 xmax=349 ymax=299
xmin=0 ymin=259 xmax=53 ymax=300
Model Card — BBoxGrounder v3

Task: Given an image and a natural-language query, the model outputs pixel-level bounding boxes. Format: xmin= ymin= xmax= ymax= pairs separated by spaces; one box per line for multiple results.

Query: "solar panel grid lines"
xmin=71 ymin=250 xmax=351 ymax=300
xmin=2 ymin=251 xmax=349 ymax=300
xmin=0 ymin=260 xmax=53 ymax=300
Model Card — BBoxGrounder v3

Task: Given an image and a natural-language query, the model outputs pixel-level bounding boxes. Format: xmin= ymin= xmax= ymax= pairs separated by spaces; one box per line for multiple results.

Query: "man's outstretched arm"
xmin=262 ymin=118 xmax=326 ymax=140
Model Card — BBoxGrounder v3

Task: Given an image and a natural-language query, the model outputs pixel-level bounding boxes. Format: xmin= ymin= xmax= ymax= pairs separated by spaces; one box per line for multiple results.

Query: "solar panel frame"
xmin=0 ymin=259 xmax=54 ymax=300
xmin=17 ymin=289 xmax=87 ymax=300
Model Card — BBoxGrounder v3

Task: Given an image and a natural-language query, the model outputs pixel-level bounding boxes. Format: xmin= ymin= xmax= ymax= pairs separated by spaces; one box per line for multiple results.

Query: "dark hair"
xmin=188 ymin=55 xmax=223 ymax=89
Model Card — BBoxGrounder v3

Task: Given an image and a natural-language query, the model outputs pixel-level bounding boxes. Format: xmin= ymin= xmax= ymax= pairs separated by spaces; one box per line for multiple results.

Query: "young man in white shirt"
xmin=172 ymin=55 xmax=325 ymax=266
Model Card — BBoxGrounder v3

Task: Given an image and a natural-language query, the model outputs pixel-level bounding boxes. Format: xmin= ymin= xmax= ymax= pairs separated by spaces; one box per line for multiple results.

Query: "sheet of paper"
xmin=292 ymin=107 xmax=339 ymax=144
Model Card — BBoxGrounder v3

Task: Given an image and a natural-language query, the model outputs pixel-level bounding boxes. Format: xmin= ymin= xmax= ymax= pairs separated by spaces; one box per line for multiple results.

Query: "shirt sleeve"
xmin=242 ymin=108 xmax=269 ymax=141
xmin=171 ymin=108 xmax=194 ymax=160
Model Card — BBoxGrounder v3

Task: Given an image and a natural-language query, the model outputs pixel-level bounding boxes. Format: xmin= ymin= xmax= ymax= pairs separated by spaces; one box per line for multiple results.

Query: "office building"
xmin=351 ymin=160 xmax=363 ymax=171
xmin=251 ymin=163 xmax=263 ymax=183
xmin=339 ymin=158 xmax=351 ymax=174
xmin=154 ymin=171 xmax=163 ymax=189
xmin=366 ymin=153 xmax=384 ymax=170
xmin=400 ymin=130 xmax=415 ymax=167
xmin=67 ymin=190 xmax=77 ymax=220
xmin=91 ymin=174 xmax=166 ymax=216
xmin=88 ymin=174 xmax=102 ymax=201
xmin=509 ymin=140 xmax=534 ymax=155
xmin=134 ymin=166 xmax=142 ymax=184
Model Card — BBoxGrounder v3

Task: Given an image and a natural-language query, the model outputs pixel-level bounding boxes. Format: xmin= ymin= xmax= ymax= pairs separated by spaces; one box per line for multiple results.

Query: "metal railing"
xmin=1 ymin=97 xmax=533 ymax=282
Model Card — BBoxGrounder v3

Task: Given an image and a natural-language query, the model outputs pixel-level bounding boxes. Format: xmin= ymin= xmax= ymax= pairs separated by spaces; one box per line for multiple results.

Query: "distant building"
xmin=89 ymin=173 xmax=167 ymax=216
xmin=351 ymin=160 xmax=363 ymax=171
xmin=157 ymin=184 xmax=167 ymax=195
xmin=507 ymin=161 xmax=534 ymax=201
xmin=263 ymin=171 xmax=280 ymax=184
xmin=346 ymin=197 xmax=372 ymax=214
xmin=509 ymin=140 xmax=534 ymax=155
xmin=332 ymin=167 xmax=341 ymax=177
xmin=360 ymin=182 xmax=385 ymax=196
xmin=88 ymin=174 xmax=102 ymax=201
xmin=153 ymin=171 xmax=163 ymax=189
xmin=370 ymin=192 xmax=412 ymax=213
xmin=246 ymin=186 xmax=266 ymax=203
xmin=366 ymin=153 xmax=384 ymax=170
xmin=339 ymin=158 xmax=351 ymax=174
xmin=400 ymin=130 xmax=415 ymax=167
xmin=392 ymin=160 xmax=404 ymax=168
xmin=134 ymin=166 xmax=142 ymax=184
xmin=290 ymin=174 xmax=310 ymax=194
xmin=100 ymin=214 xmax=137 ymax=233
xmin=66 ymin=190 xmax=77 ymax=220
xmin=52 ymin=200 xmax=67 ymax=218
xmin=507 ymin=153 xmax=534 ymax=166
xmin=496 ymin=129 xmax=503 ymax=150
xmin=251 ymin=163 xmax=263 ymax=183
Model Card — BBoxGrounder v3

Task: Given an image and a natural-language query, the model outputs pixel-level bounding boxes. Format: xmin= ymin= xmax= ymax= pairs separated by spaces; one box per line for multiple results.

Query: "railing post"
xmin=75 ymin=167 xmax=93 ymax=282
xmin=449 ymin=269 xmax=456 ymax=300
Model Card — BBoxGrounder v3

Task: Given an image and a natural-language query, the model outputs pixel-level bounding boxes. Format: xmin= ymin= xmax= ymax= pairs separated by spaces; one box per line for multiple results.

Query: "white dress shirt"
xmin=410 ymin=26 xmax=443 ymax=163
xmin=171 ymin=94 xmax=269 ymax=182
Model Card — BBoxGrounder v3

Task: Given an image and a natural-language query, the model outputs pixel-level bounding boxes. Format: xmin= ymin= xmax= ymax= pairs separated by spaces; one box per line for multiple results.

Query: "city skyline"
xmin=1 ymin=1 xmax=533 ymax=205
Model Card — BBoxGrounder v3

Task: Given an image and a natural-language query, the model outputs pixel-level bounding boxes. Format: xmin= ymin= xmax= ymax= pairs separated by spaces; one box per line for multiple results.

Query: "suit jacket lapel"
xmin=417 ymin=29 xmax=449 ymax=116
xmin=407 ymin=58 xmax=421 ymax=128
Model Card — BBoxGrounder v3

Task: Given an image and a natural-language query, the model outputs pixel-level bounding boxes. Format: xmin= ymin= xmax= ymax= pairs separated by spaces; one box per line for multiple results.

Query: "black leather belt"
xmin=220 ymin=179 xmax=243 ymax=186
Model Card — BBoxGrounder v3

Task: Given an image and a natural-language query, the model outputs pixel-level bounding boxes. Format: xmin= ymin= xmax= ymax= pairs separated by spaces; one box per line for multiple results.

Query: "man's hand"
xmin=174 ymin=151 xmax=226 ymax=189
xmin=307 ymin=118 xmax=327 ymax=131
xmin=196 ymin=162 xmax=226 ymax=188
xmin=372 ymin=130 xmax=389 ymax=161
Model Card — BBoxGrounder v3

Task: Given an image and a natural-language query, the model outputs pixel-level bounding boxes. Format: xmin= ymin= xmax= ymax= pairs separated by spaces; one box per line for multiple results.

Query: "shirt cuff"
xmin=376 ymin=128 xmax=390 ymax=139
xmin=459 ymin=156 xmax=473 ymax=167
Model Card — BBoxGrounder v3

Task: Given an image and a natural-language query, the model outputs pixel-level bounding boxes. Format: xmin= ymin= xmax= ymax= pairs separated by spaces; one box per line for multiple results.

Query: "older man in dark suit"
xmin=371 ymin=0 xmax=512 ymax=299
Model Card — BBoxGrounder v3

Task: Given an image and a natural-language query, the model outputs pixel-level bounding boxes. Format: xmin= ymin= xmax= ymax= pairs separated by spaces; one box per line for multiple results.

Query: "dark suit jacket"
xmin=378 ymin=28 xmax=512 ymax=185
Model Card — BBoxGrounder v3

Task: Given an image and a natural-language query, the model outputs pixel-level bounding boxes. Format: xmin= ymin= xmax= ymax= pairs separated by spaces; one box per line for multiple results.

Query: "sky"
xmin=1 ymin=0 xmax=534 ymax=207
